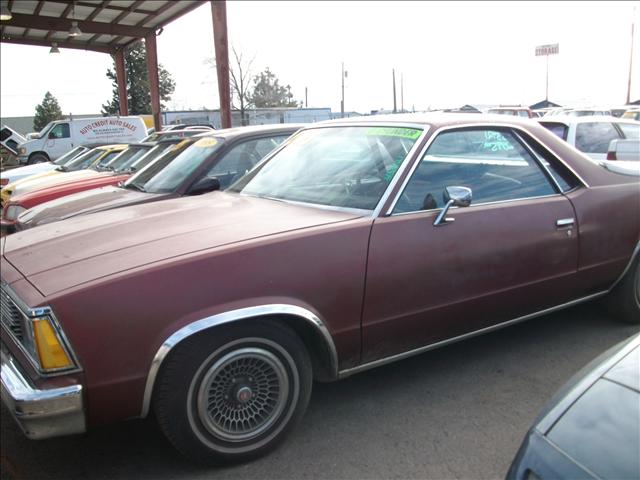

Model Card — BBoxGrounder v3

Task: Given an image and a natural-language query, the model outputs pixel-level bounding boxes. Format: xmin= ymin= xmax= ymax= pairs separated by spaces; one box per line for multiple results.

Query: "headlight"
xmin=5 ymin=204 xmax=26 ymax=220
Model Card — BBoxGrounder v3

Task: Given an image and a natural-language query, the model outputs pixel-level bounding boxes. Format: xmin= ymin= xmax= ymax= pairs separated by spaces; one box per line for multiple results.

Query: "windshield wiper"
xmin=56 ymin=165 xmax=68 ymax=172
xmin=126 ymin=183 xmax=146 ymax=193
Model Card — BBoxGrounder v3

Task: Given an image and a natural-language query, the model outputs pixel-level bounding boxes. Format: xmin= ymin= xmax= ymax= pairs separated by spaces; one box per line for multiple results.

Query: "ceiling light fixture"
xmin=68 ymin=20 xmax=82 ymax=36
xmin=49 ymin=42 xmax=60 ymax=54
xmin=0 ymin=1 xmax=12 ymax=21
xmin=68 ymin=2 xmax=82 ymax=37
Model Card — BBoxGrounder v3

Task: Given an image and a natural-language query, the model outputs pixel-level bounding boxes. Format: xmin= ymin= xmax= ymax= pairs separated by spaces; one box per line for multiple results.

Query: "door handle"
xmin=556 ymin=218 xmax=574 ymax=227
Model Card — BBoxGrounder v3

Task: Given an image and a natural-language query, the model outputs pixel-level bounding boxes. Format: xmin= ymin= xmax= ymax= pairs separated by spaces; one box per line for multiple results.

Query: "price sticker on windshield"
xmin=365 ymin=127 xmax=422 ymax=139
xmin=194 ymin=137 xmax=218 ymax=148
xmin=172 ymin=139 xmax=191 ymax=151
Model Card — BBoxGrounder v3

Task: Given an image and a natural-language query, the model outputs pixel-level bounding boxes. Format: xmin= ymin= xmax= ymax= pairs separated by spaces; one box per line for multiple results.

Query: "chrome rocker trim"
xmin=337 ymin=291 xmax=609 ymax=378
xmin=1 ymin=347 xmax=85 ymax=439
xmin=140 ymin=304 xmax=338 ymax=418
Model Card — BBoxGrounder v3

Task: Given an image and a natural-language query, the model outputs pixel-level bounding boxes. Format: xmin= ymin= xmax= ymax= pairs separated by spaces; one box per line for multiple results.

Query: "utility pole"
xmin=211 ymin=0 xmax=231 ymax=128
xmin=401 ymin=73 xmax=404 ymax=113
xmin=627 ymin=6 xmax=636 ymax=104
xmin=341 ymin=62 xmax=345 ymax=118
xmin=305 ymin=87 xmax=308 ymax=108
xmin=392 ymin=69 xmax=397 ymax=113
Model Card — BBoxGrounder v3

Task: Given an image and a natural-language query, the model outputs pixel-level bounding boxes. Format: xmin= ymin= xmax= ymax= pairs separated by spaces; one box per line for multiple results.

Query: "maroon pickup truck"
xmin=1 ymin=114 xmax=638 ymax=464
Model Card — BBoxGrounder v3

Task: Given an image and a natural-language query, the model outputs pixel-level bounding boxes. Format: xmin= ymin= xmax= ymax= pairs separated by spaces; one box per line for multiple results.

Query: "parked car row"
xmin=1 ymin=114 xmax=638 ymax=468
xmin=538 ymin=115 xmax=640 ymax=175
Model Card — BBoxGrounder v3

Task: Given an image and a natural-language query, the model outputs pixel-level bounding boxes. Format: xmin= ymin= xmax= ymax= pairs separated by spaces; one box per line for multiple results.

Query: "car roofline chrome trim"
xmin=607 ymin=242 xmax=640 ymax=292
xmin=384 ymin=122 xmax=590 ymax=216
xmin=337 ymin=290 xmax=608 ymax=379
xmin=140 ymin=304 xmax=338 ymax=418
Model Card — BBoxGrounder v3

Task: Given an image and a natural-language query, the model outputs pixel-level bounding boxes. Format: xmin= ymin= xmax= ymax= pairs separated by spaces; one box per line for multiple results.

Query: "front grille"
xmin=1 ymin=286 xmax=25 ymax=341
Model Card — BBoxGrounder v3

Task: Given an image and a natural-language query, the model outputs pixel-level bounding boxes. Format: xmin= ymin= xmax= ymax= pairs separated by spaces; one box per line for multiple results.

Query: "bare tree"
xmin=205 ymin=46 xmax=256 ymax=126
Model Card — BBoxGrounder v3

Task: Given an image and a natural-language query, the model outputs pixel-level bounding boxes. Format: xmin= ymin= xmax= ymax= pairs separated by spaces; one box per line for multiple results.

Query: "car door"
xmin=361 ymin=126 xmax=580 ymax=363
xmin=45 ymin=122 xmax=73 ymax=159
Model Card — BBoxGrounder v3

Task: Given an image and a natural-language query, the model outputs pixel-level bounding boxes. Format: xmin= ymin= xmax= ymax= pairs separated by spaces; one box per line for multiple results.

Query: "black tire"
xmin=605 ymin=255 xmax=639 ymax=324
xmin=153 ymin=320 xmax=312 ymax=464
xmin=27 ymin=153 xmax=49 ymax=164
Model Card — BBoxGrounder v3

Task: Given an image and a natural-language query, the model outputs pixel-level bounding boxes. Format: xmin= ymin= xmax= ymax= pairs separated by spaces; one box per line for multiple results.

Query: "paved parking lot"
xmin=2 ymin=302 xmax=637 ymax=479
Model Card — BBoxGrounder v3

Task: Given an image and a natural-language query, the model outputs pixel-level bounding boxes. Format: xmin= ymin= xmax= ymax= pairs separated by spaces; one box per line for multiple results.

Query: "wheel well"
xmin=29 ymin=151 xmax=49 ymax=162
xmin=144 ymin=309 xmax=339 ymax=418
xmin=161 ymin=315 xmax=337 ymax=384
xmin=270 ymin=314 xmax=336 ymax=382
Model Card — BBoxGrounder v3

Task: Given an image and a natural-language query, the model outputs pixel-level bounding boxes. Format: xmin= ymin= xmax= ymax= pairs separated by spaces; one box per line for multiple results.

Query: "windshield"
xmin=230 ymin=126 xmax=423 ymax=210
xmin=126 ymin=143 xmax=179 ymax=173
xmin=53 ymin=146 xmax=89 ymax=165
xmin=60 ymin=148 xmax=109 ymax=171
xmin=99 ymin=145 xmax=151 ymax=172
xmin=31 ymin=121 xmax=55 ymax=139
xmin=125 ymin=138 xmax=218 ymax=193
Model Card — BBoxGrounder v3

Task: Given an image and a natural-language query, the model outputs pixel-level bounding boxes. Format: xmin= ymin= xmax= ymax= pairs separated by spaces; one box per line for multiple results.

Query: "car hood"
xmin=7 ymin=169 xmax=102 ymax=197
xmin=3 ymin=192 xmax=364 ymax=296
xmin=1 ymin=162 xmax=57 ymax=184
xmin=18 ymin=185 xmax=163 ymax=228
xmin=13 ymin=173 xmax=131 ymax=209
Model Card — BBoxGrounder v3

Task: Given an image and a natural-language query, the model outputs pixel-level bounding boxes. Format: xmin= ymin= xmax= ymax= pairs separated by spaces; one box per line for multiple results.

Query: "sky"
xmin=1 ymin=1 xmax=639 ymax=119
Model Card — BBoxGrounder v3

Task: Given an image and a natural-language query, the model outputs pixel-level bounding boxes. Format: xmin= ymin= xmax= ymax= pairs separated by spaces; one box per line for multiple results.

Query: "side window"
xmin=540 ymin=122 xmax=569 ymax=141
xmin=616 ymin=123 xmax=640 ymax=140
xmin=206 ymin=135 xmax=289 ymax=188
xmin=394 ymin=128 xmax=557 ymax=214
xmin=50 ymin=123 xmax=70 ymax=139
xmin=575 ymin=123 xmax=622 ymax=153
xmin=518 ymin=131 xmax=580 ymax=192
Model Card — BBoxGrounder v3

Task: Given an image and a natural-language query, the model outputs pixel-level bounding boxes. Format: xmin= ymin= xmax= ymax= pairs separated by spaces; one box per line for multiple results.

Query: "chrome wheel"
xmin=155 ymin=323 xmax=312 ymax=463
xmin=196 ymin=347 xmax=289 ymax=442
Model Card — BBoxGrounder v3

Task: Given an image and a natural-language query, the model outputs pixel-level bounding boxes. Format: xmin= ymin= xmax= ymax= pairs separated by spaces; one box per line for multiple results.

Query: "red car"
xmin=1 ymin=114 xmax=638 ymax=464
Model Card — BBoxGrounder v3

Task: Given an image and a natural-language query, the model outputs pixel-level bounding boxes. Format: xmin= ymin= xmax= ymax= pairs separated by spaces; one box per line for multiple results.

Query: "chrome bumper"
xmin=1 ymin=348 xmax=86 ymax=439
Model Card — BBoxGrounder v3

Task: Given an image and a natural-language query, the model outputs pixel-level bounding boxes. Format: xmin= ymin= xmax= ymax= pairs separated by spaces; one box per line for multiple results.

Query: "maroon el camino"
xmin=1 ymin=114 xmax=638 ymax=464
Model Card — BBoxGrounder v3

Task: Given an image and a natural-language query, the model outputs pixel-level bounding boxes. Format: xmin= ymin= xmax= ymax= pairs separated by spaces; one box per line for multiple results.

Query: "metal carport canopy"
xmin=0 ymin=1 xmax=212 ymax=130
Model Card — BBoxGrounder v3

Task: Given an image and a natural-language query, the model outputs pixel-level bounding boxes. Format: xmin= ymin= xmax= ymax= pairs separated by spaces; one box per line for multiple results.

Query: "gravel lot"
xmin=2 ymin=302 xmax=637 ymax=480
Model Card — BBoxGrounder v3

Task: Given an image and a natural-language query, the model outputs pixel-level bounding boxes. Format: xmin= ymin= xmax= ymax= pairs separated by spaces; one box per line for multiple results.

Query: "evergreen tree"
xmin=249 ymin=68 xmax=299 ymax=108
xmin=33 ymin=91 xmax=63 ymax=131
xmin=102 ymin=42 xmax=176 ymax=115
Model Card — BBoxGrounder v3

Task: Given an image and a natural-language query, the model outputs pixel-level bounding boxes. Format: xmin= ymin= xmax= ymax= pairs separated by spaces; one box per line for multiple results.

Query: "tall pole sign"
xmin=535 ymin=43 xmax=559 ymax=101
xmin=627 ymin=8 xmax=635 ymax=104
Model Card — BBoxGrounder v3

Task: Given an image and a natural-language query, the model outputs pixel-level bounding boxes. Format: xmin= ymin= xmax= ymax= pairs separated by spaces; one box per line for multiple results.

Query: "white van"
xmin=3 ymin=116 xmax=147 ymax=165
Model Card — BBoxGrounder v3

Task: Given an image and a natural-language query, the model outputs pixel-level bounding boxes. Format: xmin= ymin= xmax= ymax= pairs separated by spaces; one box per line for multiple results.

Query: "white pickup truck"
xmin=539 ymin=115 xmax=640 ymax=176
xmin=602 ymin=139 xmax=640 ymax=175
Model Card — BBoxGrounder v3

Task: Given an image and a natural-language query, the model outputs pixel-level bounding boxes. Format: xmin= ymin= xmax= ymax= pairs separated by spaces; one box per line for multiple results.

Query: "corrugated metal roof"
xmin=0 ymin=0 xmax=206 ymax=53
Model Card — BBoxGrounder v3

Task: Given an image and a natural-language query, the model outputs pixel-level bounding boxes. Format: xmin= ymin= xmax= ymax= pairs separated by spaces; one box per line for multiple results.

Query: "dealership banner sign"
xmin=535 ymin=44 xmax=559 ymax=56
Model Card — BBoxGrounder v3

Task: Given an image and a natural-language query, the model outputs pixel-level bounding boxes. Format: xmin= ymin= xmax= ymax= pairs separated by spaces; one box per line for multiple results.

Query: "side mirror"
xmin=189 ymin=176 xmax=221 ymax=195
xmin=433 ymin=186 xmax=472 ymax=226
xmin=48 ymin=132 xmax=56 ymax=139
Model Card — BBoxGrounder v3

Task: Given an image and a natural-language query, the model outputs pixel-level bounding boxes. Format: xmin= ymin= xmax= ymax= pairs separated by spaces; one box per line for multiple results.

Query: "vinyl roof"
xmin=1 ymin=0 xmax=206 ymax=54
